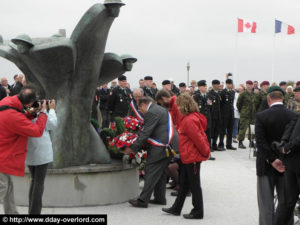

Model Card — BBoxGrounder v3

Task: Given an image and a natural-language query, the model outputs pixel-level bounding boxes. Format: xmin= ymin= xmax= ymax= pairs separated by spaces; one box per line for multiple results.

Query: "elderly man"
xmin=0 ymin=86 xmax=48 ymax=214
xmin=10 ymin=74 xmax=24 ymax=96
xmin=128 ymin=88 xmax=144 ymax=120
xmin=1 ymin=77 xmax=11 ymax=95
xmin=124 ymin=97 xmax=179 ymax=208
xmin=256 ymin=86 xmax=296 ymax=225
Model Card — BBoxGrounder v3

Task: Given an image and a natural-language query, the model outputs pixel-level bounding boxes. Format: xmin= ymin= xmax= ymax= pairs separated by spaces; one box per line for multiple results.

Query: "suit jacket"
xmin=131 ymin=103 xmax=179 ymax=164
xmin=98 ymin=88 xmax=110 ymax=110
xmin=0 ymin=85 xmax=7 ymax=101
xmin=9 ymin=82 xmax=23 ymax=96
xmin=255 ymin=104 xmax=297 ymax=176
xmin=281 ymin=114 xmax=300 ymax=173
xmin=220 ymin=88 xmax=235 ymax=119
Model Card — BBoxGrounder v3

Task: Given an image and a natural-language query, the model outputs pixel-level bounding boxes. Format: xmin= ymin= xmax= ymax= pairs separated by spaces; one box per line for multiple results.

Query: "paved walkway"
xmin=1 ymin=142 xmax=259 ymax=225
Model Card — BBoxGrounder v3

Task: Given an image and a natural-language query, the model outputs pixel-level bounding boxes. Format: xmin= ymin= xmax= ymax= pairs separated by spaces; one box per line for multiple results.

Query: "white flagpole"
xmin=271 ymin=25 xmax=276 ymax=83
xmin=234 ymin=18 xmax=239 ymax=81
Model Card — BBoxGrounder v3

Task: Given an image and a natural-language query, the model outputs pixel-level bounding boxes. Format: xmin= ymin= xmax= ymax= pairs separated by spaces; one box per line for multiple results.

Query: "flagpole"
xmin=271 ymin=23 xmax=276 ymax=83
xmin=234 ymin=18 xmax=239 ymax=82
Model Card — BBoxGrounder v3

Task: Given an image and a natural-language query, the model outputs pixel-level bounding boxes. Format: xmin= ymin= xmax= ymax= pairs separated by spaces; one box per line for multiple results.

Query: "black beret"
xmin=197 ymin=80 xmax=207 ymax=87
xmin=179 ymin=82 xmax=186 ymax=87
xmin=279 ymin=81 xmax=287 ymax=86
xmin=226 ymin=79 xmax=233 ymax=84
xmin=294 ymin=87 xmax=300 ymax=92
xmin=118 ymin=75 xmax=127 ymax=81
xmin=267 ymin=86 xmax=285 ymax=95
xmin=212 ymin=80 xmax=220 ymax=85
xmin=144 ymin=76 xmax=153 ymax=81
xmin=162 ymin=80 xmax=171 ymax=85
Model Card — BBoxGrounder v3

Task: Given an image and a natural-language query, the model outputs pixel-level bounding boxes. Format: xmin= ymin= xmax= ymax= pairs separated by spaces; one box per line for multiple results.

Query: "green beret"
xmin=294 ymin=87 xmax=300 ymax=92
xmin=267 ymin=86 xmax=285 ymax=95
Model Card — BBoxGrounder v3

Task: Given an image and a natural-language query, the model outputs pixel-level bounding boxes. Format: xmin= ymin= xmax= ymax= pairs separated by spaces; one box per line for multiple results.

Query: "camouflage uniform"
xmin=287 ymin=99 xmax=300 ymax=114
xmin=255 ymin=91 xmax=268 ymax=113
xmin=237 ymin=90 xmax=257 ymax=142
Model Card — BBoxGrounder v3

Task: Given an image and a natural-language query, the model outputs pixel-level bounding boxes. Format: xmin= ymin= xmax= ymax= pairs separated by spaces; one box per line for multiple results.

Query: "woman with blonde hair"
xmin=162 ymin=93 xmax=210 ymax=219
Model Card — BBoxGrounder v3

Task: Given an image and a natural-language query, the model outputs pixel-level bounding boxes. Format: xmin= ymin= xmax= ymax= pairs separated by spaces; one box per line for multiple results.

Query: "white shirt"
xmin=26 ymin=109 xmax=57 ymax=166
xmin=270 ymin=102 xmax=283 ymax=107
xmin=146 ymin=102 xmax=152 ymax=112
xmin=234 ymin=92 xmax=240 ymax=119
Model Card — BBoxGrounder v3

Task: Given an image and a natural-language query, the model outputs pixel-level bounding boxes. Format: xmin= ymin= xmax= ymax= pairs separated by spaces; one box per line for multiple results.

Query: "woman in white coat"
xmin=26 ymin=100 xmax=57 ymax=214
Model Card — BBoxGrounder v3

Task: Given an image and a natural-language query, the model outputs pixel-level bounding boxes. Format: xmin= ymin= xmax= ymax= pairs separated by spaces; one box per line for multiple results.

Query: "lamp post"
xmin=187 ymin=62 xmax=190 ymax=86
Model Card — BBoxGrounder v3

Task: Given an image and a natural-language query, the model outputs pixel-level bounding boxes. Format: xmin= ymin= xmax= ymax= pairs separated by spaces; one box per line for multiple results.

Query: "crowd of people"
xmin=0 ymin=72 xmax=300 ymax=223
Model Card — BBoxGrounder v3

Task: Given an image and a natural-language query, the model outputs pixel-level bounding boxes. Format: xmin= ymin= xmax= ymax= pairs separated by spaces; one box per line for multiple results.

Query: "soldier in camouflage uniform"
xmin=287 ymin=87 xmax=300 ymax=114
xmin=255 ymin=81 xmax=270 ymax=113
xmin=237 ymin=80 xmax=257 ymax=149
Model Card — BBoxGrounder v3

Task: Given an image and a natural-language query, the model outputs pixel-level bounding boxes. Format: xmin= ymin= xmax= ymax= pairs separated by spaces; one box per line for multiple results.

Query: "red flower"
xmin=129 ymin=153 xmax=135 ymax=159
xmin=143 ymin=153 xmax=147 ymax=159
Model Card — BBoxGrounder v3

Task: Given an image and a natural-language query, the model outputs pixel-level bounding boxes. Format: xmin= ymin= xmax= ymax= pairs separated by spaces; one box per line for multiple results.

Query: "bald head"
xmin=133 ymin=88 xmax=144 ymax=102
xmin=1 ymin=77 xmax=8 ymax=87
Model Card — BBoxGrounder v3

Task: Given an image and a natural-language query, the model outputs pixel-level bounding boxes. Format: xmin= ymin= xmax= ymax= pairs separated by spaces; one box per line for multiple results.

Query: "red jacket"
xmin=169 ymin=96 xmax=210 ymax=163
xmin=0 ymin=96 xmax=48 ymax=176
xmin=178 ymin=112 xmax=210 ymax=164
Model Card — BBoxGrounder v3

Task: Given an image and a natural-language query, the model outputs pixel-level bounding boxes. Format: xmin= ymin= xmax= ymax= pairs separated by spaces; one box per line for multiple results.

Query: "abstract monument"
xmin=0 ymin=0 xmax=137 ymax=169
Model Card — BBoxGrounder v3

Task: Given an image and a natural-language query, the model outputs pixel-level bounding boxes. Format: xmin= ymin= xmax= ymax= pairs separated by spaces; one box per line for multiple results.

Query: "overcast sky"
xmin=0 ymin=0 xmax=300 ymax=88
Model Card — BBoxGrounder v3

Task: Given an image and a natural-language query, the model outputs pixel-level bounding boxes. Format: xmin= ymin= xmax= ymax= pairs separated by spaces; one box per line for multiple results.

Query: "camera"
xmin=32 ymin=99 xmax=51 ymax=108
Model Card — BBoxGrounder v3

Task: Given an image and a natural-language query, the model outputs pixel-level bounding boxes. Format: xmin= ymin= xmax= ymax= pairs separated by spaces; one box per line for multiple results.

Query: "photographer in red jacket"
xmin=0 ymin=86 xmax=48 ymax=214
xmin=162 ymin=93 xmax=210 ymax=219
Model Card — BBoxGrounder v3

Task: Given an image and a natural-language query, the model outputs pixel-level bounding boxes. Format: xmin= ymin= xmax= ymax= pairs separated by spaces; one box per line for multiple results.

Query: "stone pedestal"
xmin=12 ymin=161 xmax=139 ymax=207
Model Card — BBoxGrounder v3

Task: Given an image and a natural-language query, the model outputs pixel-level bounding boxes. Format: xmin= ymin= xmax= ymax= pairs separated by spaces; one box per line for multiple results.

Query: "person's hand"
xmin=41 ymin=100 xmax=47 ymax=112
xmin=123 ymin=147 xmax=133 ymax=154
xmin=49 ymin=99 xmax=56 ymax=110
xmin=271 ymin=159 xmax=285 ymax=173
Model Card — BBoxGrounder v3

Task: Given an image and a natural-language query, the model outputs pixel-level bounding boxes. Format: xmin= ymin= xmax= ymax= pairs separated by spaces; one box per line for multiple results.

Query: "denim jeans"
xmin=233 ymin=118 xmax=240 ymax=139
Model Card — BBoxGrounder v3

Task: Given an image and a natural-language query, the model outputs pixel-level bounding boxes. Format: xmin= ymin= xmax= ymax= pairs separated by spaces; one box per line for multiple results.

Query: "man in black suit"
xmin=208 ymin=80 xmax=223 ymax=151
xmin=255 ymin=86 xmax=296 ymax=225
xmin=123 ymin=97 xmax=179 ymax=208
xmin=98 ymin=84 xmax=111 ymax=128
xmin=219 ymin=79 xmax=236 ymax=150
xmin=274 ymin=114 xmax=300 ymax=224
xmin=10 ymin=75 xmax=23 ymax=96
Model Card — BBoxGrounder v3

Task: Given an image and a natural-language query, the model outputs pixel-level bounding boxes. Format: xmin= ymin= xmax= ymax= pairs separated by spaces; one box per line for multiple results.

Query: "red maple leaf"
xmin=245 ymin=22 xmax=251 ymax=29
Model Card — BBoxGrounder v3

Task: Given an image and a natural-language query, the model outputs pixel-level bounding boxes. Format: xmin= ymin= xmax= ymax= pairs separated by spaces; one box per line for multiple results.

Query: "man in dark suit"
xmin=274 ymin=113 xmax=300 ymax=224
xmin=208 ymin=80 xmax=223 ymax=151
xmin=108 ymin=75 xmax=132 ymax=121
xmin=194 ymin=80 xmax=215 ymax=160
xmin=10 ymin=75 xmax=23 ymax=96
xmin=0 ymin=85 xmax=6 ymax=101
xmin=255 ymin=86 xmax=296 ymax=225
xmin=219 ymin=79 xmax=236 ymax=150
xmin=123 ymin=97 xmax=179 ymax=208
xmin=98 ymin=83 xmax=110 ymax=128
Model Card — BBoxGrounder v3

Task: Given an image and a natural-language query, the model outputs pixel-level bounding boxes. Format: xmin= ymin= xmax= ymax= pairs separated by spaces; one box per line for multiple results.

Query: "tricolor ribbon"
xmin=130 ymin=100 xmax=144 ymax=121
xmin=147 ymin=112 xmax=177 ymax=157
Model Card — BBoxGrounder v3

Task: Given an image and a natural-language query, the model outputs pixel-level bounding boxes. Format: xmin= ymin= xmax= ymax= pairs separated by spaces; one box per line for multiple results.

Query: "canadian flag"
xmin=238 ymin=18 xmax=257 ymax=33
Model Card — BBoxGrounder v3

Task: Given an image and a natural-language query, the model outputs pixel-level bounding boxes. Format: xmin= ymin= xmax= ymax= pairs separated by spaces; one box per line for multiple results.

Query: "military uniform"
xmin=219 ymin=88 xmax=235 ymax=148
xmin=194 ymin=90 xmax=211 ymax=148
xmin=108 ymin=85 xmax=132 ymax=120
xmin=288 ymin=99 xmax=300 ymax=114
xmin=208 ymin=89 xmax=221 ymax=149
xmin=255 ymin=91 xmax=269 ymax=113
xmin=143 ymin=86 xmax=157 ymax=99
xmin=237 ymin=90 xmax=256 ymax=144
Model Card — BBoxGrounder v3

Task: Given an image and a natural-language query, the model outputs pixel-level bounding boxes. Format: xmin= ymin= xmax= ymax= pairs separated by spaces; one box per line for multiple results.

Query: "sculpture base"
xmin=12 ymin=161 xmax=139 ymax=207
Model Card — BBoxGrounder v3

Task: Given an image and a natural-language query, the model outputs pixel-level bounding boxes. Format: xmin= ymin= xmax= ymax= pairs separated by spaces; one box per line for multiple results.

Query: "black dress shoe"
xmin=162 ymin=208 xmax=180 ymax=216
xmin=211 ymin=145 xmax=218 ymax=151
xmin=183 ymin=213 xmax=203 ymax=219
xmin=216 ymin=146 xmax=226 ymax=151
xmin=226 ymin=145 xmax=237 ymax=150
xmin=209 ymin=156 xmax=216 ymax=160
xmin=149 ymin=199 xmax=166 ymax=205
xmin=128 ymin=199 xmax=148 ymax=208
xmin=239 ymin=142 xmax=246 ymax=149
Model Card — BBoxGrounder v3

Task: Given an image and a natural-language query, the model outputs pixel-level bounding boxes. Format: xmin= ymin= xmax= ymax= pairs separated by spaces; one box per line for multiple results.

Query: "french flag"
xmin=275 ymin=20 xmax=295 ymax=35
xmin=238 ymin=18 xmax=257 ymax=33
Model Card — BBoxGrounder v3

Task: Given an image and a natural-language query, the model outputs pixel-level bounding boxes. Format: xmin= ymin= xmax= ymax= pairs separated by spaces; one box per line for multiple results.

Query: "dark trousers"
xmin=211 ymin=119 xmax=220 ymax=146
xmin=28 ymin=164 xmax=48 ymax=215
xmin=219 ymin=115 xmax=234 ymax=147
xmin=100 ymin=109 xmax=110 ymax=128
xmin=139 ymin=158 xmax=170 ymax=203
xmin=257 ymin=174 xmax=293 ymax=225
xmin=274 ymin=170 xmax=300 ymax=225
xmin=171 ymin=162 xmax=203 ymax=217
xmin=206 ymin=127 xmax=211 ymax=149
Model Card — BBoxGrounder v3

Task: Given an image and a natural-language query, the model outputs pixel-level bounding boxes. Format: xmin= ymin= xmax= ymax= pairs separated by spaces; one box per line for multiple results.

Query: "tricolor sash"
xmin=147 ymin=112 xmax=177 ymax=157
xmin=130 ymin=100 xmax=144 ymax=121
